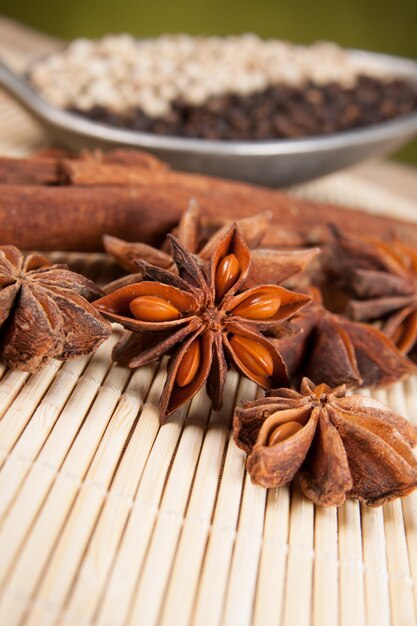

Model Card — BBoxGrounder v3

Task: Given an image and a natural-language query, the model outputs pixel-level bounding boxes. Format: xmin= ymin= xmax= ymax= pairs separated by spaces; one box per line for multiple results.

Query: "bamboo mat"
xmin=1 ymin=16 xmax=417 ymax=626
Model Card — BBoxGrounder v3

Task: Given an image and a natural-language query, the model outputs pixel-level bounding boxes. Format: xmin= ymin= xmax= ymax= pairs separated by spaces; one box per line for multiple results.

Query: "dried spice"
xmin=0 ymin=246 xmax=111 ymax=371
xmin=30 ymin=33 xmax=417 ymax=140
xmin=94 ymin=225 xmax=311 ymax=419
xmin=234 ymin=377 xmax=417 ymax=506
xmin=276 ymin=288 xmax=416 ymax=388
xmin=3 ymin=150 xmax=417 ymax=253
xmin=102 ymin=203 xmax=271 ymax=289
xmin=71 ymin=78 xmax=417 ymax=141
xmin=103 ymin=201 xmax=270 ymax=273
xmin=329 ymin=229 xmax=417 ymax=355
xmin=103 ymin=201 xmax=319 ymax=292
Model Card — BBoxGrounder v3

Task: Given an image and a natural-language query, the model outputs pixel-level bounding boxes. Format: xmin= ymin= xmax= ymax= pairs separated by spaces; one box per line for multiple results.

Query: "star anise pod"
xmin=0 ymin=246 xmax=111 ymax=371
xmin=103 ymin=201 xmax=319 ymax=292
xmin=234 ymin=377 xmax=417 ymax=506
xmin=94 ymin=225 xmax=311 ymax=420
xmin=329 ymin=228 xmax=417 ymax=355
xmin=276 ymin=288 xmax=416 ymax=388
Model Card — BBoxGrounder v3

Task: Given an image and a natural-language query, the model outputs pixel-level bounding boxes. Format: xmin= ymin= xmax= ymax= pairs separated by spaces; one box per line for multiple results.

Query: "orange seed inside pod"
xmin=215 ymin=254 xmax=240 ymax=299
xmin=229 ymin=334 xmax=274 ymax=378
xmin=268 ymin=421 xmax=303 ymax=446
xmin=129 ymin=295 xmax=180 ymax=322
xmin=232 ymin=291 xmax=281 ymax=319
xmin=176 ymin=338 xmax=201 ymax=387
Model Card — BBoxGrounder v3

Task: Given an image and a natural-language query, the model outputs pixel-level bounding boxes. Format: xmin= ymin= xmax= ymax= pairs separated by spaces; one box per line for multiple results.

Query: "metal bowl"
xmin=1 ymin=49 xmax=416 ymax=186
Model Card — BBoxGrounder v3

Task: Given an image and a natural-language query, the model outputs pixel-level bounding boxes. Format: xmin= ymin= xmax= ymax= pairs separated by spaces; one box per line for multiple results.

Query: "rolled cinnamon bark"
xmin=0 ymin=156 xmax=59 ymax=184
xmin=0 ymin=149 xmax=416 ymax=251
xmin=1 ymin=184 xmax=189 ymax=250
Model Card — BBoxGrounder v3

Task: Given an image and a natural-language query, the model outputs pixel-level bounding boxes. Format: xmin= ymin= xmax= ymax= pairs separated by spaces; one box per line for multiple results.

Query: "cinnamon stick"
xmin=0 ymin=156 xmax=59 ymax=185
xmin=0 ymin=149 xmax=167 ymax=186
xmin=0 ymin=149 xmax=416 ymax=252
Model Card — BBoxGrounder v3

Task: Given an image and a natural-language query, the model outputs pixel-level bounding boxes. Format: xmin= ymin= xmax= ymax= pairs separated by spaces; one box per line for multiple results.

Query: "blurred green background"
xmin=2 ymin=0 xmax=417 ymax=163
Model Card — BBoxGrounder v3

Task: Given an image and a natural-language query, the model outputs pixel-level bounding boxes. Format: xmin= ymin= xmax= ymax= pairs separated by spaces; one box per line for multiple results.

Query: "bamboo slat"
xmin=192 ymin=378 xmax=257 ymax=626
xmin=159 ymin=372 xmax=238 ymax=626
xmin=252 ymin=486 xmax=290 ymax=626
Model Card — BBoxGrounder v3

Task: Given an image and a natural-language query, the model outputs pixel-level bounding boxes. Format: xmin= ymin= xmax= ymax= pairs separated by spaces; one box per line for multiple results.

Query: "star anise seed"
xmin=129 ymin=295 xmax=181 ymax=321
xmin=234 ymin=377 xmax=417 ymax=506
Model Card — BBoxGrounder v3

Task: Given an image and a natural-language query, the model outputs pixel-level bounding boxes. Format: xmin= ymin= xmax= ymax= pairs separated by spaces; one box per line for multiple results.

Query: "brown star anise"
xmin=276 ymin=288 xmax=416 ymax=388
xmin=329 ymin=228 xmax=417 ymax=355
xmin=0 ymin=246 xmax=111 ymax=371
xmin=234 ymin=377 xmax=417 ymax=506
xmin=95 ymin=225 xmax=311 ymax=419
xmin=103 ymin=201 xmax=319 ymax=291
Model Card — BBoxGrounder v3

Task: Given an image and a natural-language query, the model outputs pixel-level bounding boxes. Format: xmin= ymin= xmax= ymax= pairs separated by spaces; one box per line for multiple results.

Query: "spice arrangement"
xmin=1 ymin=147 xmax=417 ymax=507
xmin=29 ymin=35 xmax=417 ymax=140
xmin=4 ymin=20 xmax=417 ymax=626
